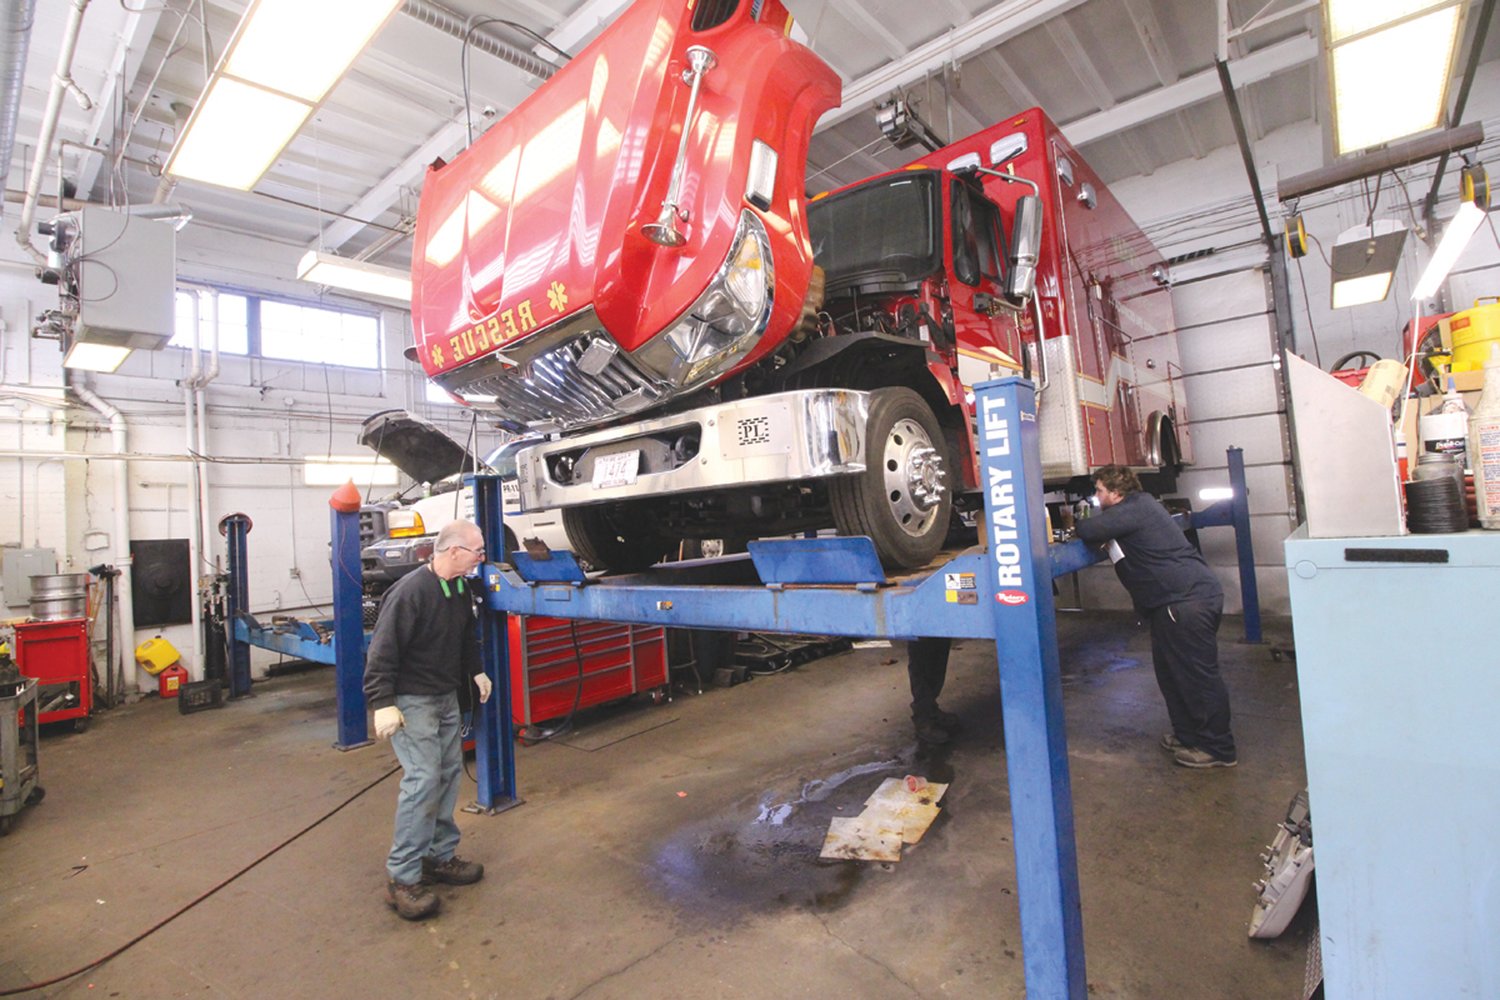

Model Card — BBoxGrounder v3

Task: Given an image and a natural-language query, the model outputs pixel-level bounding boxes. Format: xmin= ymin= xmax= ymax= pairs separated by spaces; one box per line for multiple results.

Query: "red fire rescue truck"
xmin=410 ymin=0 xmax=1191 ymax=573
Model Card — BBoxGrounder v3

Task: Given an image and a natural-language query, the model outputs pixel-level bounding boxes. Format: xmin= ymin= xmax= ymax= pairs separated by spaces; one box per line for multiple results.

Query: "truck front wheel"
xmin=563 ymin=504 xmax=674 ymax=574
xmin=830 ymin=387 xmax=952 ymax=571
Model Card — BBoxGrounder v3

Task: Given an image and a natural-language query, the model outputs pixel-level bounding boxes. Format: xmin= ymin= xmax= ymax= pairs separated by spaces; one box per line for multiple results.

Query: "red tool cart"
xmin=12 ymin=618 xmax=92 ymax=731
xmin=508 ymin=616 xmax=667 ymax=727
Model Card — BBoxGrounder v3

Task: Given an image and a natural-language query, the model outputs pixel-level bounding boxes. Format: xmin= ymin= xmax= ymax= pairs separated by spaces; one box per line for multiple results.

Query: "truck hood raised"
xmin=410 ymin=0 xmax=839 ymax=430
xmin=358 ymin=409 xmax=475 ymax=485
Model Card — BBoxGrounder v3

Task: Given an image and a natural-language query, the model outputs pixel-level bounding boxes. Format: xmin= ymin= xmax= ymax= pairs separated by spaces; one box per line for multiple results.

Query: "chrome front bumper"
xmin=515 ymin=389 xmax=870 ymax=510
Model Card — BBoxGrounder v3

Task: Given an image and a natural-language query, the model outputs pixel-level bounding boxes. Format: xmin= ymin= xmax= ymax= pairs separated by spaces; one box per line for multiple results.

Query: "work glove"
xmin=473 ymin=673 xmax=493 ymax=704
xmin=373 ymin=705 xmax=405 ymax=740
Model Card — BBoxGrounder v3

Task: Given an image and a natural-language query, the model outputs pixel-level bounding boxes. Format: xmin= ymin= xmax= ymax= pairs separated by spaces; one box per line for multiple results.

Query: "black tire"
xmin=72 ymin=715 xmax=90 ymax=734
xmin=830 ymin=387 xmax=953 ymax=570
xmin=563 ymin=505 xmax=674 ymax=574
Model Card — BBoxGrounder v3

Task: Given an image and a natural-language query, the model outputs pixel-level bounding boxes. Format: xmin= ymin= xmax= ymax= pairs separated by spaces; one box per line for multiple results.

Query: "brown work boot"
xmin=422 ymin=854 xmax=484 ymax=885
xmin=385 ymin=879 xmax=440 ymax=920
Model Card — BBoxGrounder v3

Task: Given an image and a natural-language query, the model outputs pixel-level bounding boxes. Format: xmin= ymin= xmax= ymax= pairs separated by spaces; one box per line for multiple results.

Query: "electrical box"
xmin=1 ymin=548 xmax=58 ymax=606
xmin=73 ymin=207 xmax=176 ymax=349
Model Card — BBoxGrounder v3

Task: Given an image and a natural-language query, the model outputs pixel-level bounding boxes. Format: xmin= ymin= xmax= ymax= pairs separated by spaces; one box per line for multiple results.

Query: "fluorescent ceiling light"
xmin=1325 ymin=0 xmax=1463 ymax=155
xmin=298 ymin=250 xmax=412 ymax=302
xmin=63 ymin=342 xmax=132 ymax=372
xmin=166 ymin=78 xmax=312 ymax=190
xmin=304 ymin=456 xmax=399 ymax=487
xmin=1199 ymin=487 xmax=1235 ymax=501
xmin=1412 ymin=201 xmax=1486 ymax=300
xmin=165 ymin=0 xmax=403 ymax=190
xmin=1329 ymin=220 xmax=1408 ymax=308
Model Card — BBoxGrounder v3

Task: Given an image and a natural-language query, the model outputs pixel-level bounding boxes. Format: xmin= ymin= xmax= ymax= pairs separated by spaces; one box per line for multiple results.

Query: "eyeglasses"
xmin=451 ymin=544 xmax=486 ymax=558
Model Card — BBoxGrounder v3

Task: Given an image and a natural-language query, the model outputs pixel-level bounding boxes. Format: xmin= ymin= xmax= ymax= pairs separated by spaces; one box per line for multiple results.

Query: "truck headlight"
xmin=633 ymin=210 xmax=774 ymax=390
xmin=387 ymin=509 xmax=426 ymax=537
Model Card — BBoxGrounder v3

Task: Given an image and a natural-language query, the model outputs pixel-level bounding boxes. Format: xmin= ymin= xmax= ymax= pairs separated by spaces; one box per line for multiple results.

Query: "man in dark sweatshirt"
xmin=1074 ymin=466 xmax=1237 ymax=768
xmin=364 ymin=518 xmax=493 ymax=919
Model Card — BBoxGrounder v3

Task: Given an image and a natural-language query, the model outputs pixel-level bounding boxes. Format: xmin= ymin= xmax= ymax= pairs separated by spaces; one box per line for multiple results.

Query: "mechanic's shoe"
xmin=1160 ymin=732 xmax=1188 ymax=753
xmin=913 ymin=717 xmax=952 ymax=745
xmin=1173 ymin=747 xmax=1237 ymax=769
xmin=422 ymin=854 xmax=484 ymax=886
xmin=386 ymin=879 xmax=440 ymax=920
xmin=932 ymin=708 xmax=961 ymax=733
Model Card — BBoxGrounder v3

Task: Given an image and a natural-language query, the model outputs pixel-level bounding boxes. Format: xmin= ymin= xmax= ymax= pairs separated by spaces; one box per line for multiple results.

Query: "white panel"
xmin=1171 ymin=268 xmax=1272 ymax=328
xmin=1182 ymin=366 xmax=1281 ymax=422
xmin=1176 ymin=315 xmax=1280 ymax=372
xmin=1184 ymin=413 xmax=1287 ymax=468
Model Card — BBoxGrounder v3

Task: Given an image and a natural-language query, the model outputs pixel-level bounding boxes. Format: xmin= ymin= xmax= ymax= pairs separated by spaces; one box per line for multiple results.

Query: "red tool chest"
xmin=12 ymin=618 xmax=92 ymax=730
xmin=507 ymin=616 xmax=667 ymax=727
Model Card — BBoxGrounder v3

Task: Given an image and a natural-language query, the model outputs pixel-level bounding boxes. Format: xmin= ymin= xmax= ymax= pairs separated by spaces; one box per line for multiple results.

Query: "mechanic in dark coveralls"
xmin=1074 ymin=465 xmax=1237 ymax=768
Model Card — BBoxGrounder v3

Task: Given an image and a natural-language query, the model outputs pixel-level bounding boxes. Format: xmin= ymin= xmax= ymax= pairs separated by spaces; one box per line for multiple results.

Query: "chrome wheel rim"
xmin=880 ymin=417 xmax=946 ymax=538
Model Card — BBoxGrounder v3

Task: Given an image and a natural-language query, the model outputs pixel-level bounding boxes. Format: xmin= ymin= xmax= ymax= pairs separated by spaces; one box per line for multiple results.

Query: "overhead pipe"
xmin=14 ymin=0 xmax=90 ymax=262
xmin=0 ymin=0 xmax=39 ymax=228
xmin=70 ymin=383 xmax=137 ymax=696
xmin=401 ymin=0 xmax=557 ymax=80
xmin=1277 ymin=122 xmax=1486 ymax=202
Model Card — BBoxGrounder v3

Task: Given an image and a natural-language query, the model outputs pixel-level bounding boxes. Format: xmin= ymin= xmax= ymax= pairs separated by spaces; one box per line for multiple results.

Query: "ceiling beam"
xmin=73 ymin=4 xmax=162 ymax=201
xmin=541 ymin=0 xmax=631 ymax=63
xmin=986 ymin=54 xmax=1043 ymax=111
xmin=819 ymin=0 xmax=1090 ymax=130
xmin=309 ymin=118 xmax=467 ymax=252
xmin=828 ymin=0 xmax=909 ymax=61
xmin=1061 ymin=32 xmax=1317 ymax=147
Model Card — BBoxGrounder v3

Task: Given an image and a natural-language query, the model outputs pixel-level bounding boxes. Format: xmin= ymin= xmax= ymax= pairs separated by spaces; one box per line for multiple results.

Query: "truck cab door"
xmin=948 ymin=179 xmax=1023 ymax=373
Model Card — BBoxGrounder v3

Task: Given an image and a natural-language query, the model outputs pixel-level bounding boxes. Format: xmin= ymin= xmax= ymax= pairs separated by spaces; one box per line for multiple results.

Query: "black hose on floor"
xmin=0 ymin=764 xmax=402 ymax=996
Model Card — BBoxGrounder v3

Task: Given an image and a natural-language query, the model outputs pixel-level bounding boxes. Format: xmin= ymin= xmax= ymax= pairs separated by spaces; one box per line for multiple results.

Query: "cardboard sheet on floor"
xmin=819 ymin=815 xmax=903 ymax=862
xmin=863 ymin=777 xmax=947 ymax=845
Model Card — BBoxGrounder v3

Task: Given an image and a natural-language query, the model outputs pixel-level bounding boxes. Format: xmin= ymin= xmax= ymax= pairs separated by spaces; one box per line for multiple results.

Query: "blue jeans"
xmin=387 ymin=692 xmax=463 ymax=884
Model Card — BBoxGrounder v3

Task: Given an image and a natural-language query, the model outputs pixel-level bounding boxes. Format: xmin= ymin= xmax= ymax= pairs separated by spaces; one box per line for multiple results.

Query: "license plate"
xmin=591 ymin=449 xmax=640 ymax=489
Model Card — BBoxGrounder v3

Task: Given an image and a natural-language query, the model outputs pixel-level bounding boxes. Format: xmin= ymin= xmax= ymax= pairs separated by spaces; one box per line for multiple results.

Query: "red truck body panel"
xmin=412 ymin=0 xmax=839 ymax=406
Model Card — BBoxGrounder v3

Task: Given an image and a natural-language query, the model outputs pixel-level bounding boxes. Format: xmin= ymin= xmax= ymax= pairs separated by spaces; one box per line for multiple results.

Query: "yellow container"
xmin=1449 ymin=298 xmax=1500 ymax=372
xmin=134 ymin=637 xmax=181 ymax=676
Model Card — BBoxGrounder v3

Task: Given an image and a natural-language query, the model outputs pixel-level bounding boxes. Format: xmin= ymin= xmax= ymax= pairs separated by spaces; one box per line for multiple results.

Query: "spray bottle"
xmin=1470 ymin=343 xmax=1500 ymax=529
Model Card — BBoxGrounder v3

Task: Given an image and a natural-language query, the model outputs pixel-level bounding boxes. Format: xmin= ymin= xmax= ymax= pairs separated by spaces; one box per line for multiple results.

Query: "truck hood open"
xmin=357 ymin=410 xmax=476 ymax=485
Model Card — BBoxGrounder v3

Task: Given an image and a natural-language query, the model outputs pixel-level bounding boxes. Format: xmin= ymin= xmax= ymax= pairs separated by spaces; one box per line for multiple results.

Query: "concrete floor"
xmin=1 ymin=612 xmax=1311 ymax=999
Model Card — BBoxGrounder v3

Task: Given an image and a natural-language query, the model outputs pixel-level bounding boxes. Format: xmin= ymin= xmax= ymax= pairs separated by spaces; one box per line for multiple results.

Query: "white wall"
xmin=0 ymin=226 xmax=484 ymax=693
xmin=1112 ymin=61 xmax=1500 ymax=369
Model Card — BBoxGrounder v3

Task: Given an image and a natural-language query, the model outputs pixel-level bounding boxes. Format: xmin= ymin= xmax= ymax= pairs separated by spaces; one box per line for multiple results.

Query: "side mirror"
xmin=1006 ymin=195 xmax=1042 ymax=300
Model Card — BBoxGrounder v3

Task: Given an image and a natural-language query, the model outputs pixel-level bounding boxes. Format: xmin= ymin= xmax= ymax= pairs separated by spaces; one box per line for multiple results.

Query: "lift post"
xmin=220 ymin=514 xmax=253 ymax=699
xmin=1189 ymin=446 xmax=1261 ymax=643
xmin=330 ymin=501 xmax=372 ymax=750
xmin=975 ymin=380 xmax=1087 ymax=999
xmin=469 ymin=474 xmax=521 ymax=813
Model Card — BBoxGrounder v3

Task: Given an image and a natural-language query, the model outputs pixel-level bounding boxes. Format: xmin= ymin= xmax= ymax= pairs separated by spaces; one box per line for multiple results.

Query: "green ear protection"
xmin=439 ymin=578 xmax=466 ymax=598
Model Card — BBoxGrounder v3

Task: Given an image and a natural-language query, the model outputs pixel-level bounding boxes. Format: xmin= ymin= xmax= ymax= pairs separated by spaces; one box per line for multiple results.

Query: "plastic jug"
xmin=135 ymin=637 xmax=181 ymax=676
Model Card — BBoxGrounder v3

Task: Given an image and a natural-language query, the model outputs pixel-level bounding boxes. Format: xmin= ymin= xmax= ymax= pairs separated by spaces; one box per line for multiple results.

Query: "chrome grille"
xmin=460 ymin=335 xmax=663 ymax=432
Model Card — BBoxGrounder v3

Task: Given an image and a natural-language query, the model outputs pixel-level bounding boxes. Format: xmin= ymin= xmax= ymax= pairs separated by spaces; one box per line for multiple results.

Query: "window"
xmin=808 ymin=173 xmax=941 ymax=287
xmin=304 ymin=455 xmax=399 ymax=487
xmin=951 ymin=182 xmax=1004 ymax=287
xmin=262 ymin=301 xmax=380 ymax=368
xmin=171 ymin=287 xmax=381 ymax=368
xmin=172 ymin=290 xmax=249 ymax=353
xmin=425 ymin=381 xmax=459 ymax=405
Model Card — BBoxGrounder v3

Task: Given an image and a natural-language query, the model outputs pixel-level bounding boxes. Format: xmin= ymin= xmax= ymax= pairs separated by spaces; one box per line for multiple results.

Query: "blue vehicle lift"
xmin=221 ymin=376 xmax=1257 ymax=999
xmin=477 ymin=377 xmax=1085 ymax=996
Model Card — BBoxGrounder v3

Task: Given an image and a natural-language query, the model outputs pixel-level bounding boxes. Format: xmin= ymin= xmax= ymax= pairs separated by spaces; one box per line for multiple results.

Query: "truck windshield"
xmin=809 ymin=173 xmax=939 ymax=288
